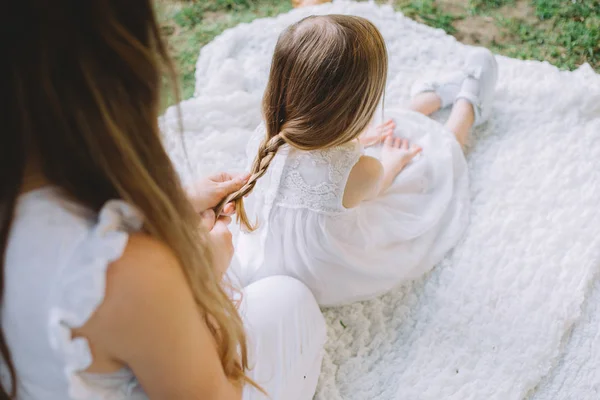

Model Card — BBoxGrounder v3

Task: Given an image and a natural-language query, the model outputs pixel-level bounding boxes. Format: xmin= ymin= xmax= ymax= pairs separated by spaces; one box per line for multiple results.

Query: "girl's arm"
xmin=73 ymin=233 xmax=242 ymax=400
xmin=343 ymin=155 xmax=384 ymax=208
xmin=343 ymin=137 xmax=422 ymax=208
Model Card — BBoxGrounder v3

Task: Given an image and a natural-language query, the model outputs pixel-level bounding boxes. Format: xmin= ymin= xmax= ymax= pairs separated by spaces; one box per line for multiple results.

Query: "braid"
xmin=214 ymin=134 xmax=285 ymax=231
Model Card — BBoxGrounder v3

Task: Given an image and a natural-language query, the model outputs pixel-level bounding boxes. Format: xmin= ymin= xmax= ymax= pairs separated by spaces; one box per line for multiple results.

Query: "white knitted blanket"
xmin=160 ymin=2 xmax=600 ymax=398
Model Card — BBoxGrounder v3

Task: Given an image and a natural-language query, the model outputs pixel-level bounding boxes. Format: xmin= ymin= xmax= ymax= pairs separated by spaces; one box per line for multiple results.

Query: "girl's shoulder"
xmin=343 ymin=155 xmax=383 ymax=209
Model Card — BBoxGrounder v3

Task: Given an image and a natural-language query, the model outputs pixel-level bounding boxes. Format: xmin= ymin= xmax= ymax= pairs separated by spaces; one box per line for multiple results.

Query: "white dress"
xmin=236 ymin=109 xmax=470 ymax=306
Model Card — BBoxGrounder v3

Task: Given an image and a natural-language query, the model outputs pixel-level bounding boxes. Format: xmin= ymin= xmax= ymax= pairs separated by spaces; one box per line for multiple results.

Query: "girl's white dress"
xmin=236 ymin=109 xmax=470 ymax=306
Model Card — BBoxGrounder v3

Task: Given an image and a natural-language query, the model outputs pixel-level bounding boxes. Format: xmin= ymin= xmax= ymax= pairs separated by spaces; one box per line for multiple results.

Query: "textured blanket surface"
xmin=160 ymin=2 xmax=600 ymax=398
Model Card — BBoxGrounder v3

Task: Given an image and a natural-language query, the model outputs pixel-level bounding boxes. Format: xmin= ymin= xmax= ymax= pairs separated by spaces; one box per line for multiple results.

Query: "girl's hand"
xmin=359 ymin=119 xmax=396 ymax=148
xmin=200 ymin=210 xmax=234 ymax=278
xmin=381 ymin=136 xmax=422 ymax=175
xmin=187 ymin=172 xmax=250 ymax=215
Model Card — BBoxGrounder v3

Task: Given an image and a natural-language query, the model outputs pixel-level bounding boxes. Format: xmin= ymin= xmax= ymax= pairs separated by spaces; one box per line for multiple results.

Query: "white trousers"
xmin=239 ymin=276 xmax=327 ymax=400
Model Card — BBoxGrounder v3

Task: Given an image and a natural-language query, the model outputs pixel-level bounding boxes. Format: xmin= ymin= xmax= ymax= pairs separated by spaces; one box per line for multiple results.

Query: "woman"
xmin=0 ymin=1 xmax=326 ymax=399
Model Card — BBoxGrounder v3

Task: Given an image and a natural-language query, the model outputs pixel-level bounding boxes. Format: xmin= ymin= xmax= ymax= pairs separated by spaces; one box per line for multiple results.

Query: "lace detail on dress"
xmin=275 ymin=140 xmax=363 ymax=214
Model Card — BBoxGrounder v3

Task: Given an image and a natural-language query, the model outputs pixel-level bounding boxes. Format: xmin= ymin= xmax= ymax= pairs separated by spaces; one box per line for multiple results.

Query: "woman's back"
xmin=3 ymin=188 xmax=142 ymax=399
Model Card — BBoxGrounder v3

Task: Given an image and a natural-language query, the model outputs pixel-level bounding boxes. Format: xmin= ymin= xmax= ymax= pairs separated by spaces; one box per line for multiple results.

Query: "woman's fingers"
xmin=201 ymin=209 xmax=232 ymax=233
xmin=200 ymin=209 xmax=216 ymax=231
xmin=208 ymin=217 xmax=234 ymax=276
xmin=208 ymin=171 xmax=233 ymax=182
xmin=217 ymin=215 xmax=232 ymax=226
xmin=222 ymin=202 xmax=236 ymax=216
xmin=217 ymin=172 xmax=250 ymax=196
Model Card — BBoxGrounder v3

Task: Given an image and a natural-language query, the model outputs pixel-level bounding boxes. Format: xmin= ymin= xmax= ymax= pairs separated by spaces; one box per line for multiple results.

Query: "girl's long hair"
xmin=0 ymin=1 xmax=254 ymax=397
xmin=218 ymin=15 xmax=388 ymax=230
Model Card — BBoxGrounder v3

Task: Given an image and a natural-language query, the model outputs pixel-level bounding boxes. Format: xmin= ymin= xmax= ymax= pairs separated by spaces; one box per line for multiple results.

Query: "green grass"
xmin=396 ymin=0 xmax=599 ymax=71
xmin=157 ymin=0 xmax=599 ymax=107
xmin=396 ymin=0 xmax=462 ymax=34
xmin=492 ymin=0 xmax=599 ymax=70
xmin=157 ymin=0 xmax=292 ymax=104
xmin=469 ymin=0 xmax=514 ymax=13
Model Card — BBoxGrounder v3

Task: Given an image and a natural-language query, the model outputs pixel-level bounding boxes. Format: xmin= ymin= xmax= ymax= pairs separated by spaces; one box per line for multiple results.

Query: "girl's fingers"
xmin=394 ymin=137 xmax=401 ymax=148
xmin=382 ymin=129 xmax=393 ymax=141
xmin=377 ymin=119 xmax=394 ymax=131
xmin=384 ymin=136 xmax=393 ymax=147
xmin=401 ymin=139 xmax=409 ymax=150
xmin=371 ymin=120 xmax=396 ymax=146
xmin=410 ymin=146 xmax=423 ymax=157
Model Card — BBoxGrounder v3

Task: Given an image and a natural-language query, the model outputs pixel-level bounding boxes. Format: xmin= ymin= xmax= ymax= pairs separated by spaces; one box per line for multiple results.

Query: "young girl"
xmin=220 ymin=15 xmax=498 ymax=306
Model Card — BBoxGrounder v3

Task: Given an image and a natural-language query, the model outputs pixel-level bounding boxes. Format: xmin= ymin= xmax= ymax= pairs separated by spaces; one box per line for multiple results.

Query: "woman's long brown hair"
xmin=216 ymin=15 xmax=388 ymax=230
xmin=0 ymin=1 xmax=254 ymax=397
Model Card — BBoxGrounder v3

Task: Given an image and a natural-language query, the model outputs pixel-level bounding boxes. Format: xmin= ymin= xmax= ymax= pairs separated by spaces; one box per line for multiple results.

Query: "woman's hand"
xmin=359 ymin=119 xmax=396 ymax=148
xmin=201 ymin=210 xmax=234 ymax=278
xmin=188 ymin=172 xmax=250 ymax=215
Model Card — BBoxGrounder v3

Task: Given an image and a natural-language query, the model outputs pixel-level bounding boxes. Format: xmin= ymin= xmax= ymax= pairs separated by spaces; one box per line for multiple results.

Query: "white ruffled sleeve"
xmin=47 ymin=200 xmax=143 ymax=399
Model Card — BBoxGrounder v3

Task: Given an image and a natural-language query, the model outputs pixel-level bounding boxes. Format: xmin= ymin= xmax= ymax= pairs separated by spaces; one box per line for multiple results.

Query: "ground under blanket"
xmin=160 ymin=2 xmax=600 ymax=398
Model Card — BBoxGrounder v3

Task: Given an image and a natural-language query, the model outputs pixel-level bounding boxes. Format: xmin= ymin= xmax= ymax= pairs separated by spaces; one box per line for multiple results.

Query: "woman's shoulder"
xmin=106 ymin=233 xmax=184 ymax=294
xmin=77 ymin=232 xmax=191 ymax=338
xmin=40 ymin=188 xmax=195 ymax=361
xmin=32 ymin=190 xmax=184 ymax=327
xmin=6 ymin=188 xmax=182 ymax=394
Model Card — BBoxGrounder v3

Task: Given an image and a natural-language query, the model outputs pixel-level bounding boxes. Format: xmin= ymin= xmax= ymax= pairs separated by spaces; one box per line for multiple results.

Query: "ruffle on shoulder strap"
xmin=47 ymin=200 xmax=143 ymax=399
